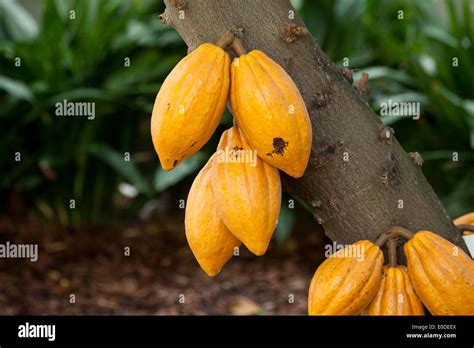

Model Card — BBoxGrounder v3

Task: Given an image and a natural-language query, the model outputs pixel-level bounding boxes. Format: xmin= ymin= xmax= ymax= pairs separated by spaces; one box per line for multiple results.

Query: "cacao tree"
xmin=159 ymin=0 xmax=466 ymax=252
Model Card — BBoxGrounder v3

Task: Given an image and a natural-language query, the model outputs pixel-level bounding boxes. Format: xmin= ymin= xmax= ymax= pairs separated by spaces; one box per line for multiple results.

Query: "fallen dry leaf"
xmin=229 ymin=297 xmax=262 ymax=315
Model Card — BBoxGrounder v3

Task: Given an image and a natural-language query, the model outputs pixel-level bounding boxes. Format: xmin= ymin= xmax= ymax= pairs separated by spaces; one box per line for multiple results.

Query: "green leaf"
xmin=374 ymin=92 xmax=428 ymax=106
xmin=353 ymin=67 xmax=415 ymax=85
xmin=418 ymin=54 xmax=437 ymax=76
xmin=0 ymin=76 xmax=34 ymax=101
xmin=419 ymin=150 xmax=474 ymax=161
xmin=16 ymin=174 xmax=42 ymax=190
xmin=275 ymin=202 xmax=296 ymax=245
xmin=438 ymin=86 xmax=474 ymax=116
xmin=290 ymin=0 xmax=304 ymax=11
xmin=153 ymin=153 xmax=206 ymax=193
xmin=422 ymin=25 xmax=458 ymax=48
xmin=443 ymin=170 xmax=474 ymax=217
xmin=46 ymin=88 xmax=111 ymax=105
xmin=334 ymin=0 xmax=365 ymax=19
xmin=52 ymin=0 xmax=74 ymax=21
xmin=103 ymin=53 xmax=180 ymax=92
xmin=0 ymin=0 xmax=39 ymax=41
xmin=112 ymin=19 xmax=181 ymax=49
xmin=87 ymin=143 xmax=153 ymax=196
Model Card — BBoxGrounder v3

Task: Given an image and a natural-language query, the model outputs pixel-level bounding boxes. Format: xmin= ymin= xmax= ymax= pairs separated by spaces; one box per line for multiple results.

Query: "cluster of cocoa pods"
xmin=150 ymin=31 xmax=473 ymax=315
xmin=151 ymin=33 xmax=312 ymax=275
xmin=308 ymin=218 xmax=474 ymax=316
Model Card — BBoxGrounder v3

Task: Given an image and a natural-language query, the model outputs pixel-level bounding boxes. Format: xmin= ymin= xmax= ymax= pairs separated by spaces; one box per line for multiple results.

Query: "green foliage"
xmin=1 ymin=0 xmax=472 ymax=232
xmin=0 ymin=0 xmax=189 ymax=224
xmin=153 ymin=152 xmax=206 ymax=193
xmin=275 ymin=196 xmax=297 ymax=245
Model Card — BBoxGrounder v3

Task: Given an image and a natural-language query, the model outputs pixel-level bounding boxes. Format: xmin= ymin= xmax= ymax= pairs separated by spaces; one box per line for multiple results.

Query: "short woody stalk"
xmin=215 ymin=31 xmax=235 ymax=49
xmin=456 ymin=224 xmax=474 ymax=234
xmin=231 ymin=37 xmax=247 ymax=56
xmin=387 ymin=238 xmax=398 ymax=267
xmin=375 ymin=226 xmax=414 ymax=247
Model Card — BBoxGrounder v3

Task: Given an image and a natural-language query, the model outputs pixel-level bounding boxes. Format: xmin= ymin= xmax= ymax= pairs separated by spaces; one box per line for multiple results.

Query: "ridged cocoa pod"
xmin=185 ymin=157 xmax=241 ymax=276
xmin=308 ymin=240 xmax=384 ymax=315
xmin=211 ymin=127 xmax=281 ymax=256
xmin=151 ymin=43 xmax=230 ymax=170
xmin=404 ymin=231 xmax=474 ymax=315
xmin=230 ymin=50 xmax=312 ymax=178
xmin=364 ymin=266 xmax=425 ymax=316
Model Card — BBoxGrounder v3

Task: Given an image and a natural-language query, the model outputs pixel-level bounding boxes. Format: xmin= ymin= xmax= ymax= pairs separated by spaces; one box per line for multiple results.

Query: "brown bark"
xmin=162 ymin=0 xmax=466 ymax=251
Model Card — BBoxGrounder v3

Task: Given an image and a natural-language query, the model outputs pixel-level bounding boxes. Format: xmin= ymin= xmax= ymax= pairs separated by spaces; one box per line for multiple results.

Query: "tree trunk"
xmin=161 ymin=0 xmax=466 ymax=251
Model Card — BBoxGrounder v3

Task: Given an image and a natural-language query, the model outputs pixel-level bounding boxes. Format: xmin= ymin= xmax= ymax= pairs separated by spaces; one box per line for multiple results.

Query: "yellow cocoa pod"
xmin=184 ymin=157 xmax=240 ymax=276
xmin=404 ymin=231 xmax=474 ymax=315
xmin=211 ymin=127 xmax=281 ymax=256
xmin=230 ymin=50 xmax=312 ymax=178
xmin=364 ymin=266 xmax=424 ymax=316
xmin=151 ymin=43 xmax=230 ymax=170
xmin=453 ymin=212 xmax=474 ymax=225
xmin=308 ymin=240 xmax=384 ymax=315
xmin=453 ymin=212 xmax=474 ymax=235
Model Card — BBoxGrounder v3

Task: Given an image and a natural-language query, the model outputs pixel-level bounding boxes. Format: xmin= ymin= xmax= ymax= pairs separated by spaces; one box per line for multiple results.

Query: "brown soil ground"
xmin=0 ymin=212 xmax=327 ymax=315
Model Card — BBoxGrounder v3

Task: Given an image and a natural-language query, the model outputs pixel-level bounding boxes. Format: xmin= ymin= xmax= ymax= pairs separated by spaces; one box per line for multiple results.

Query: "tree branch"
xmin=162 ymin=0 xmax=466 ymax=253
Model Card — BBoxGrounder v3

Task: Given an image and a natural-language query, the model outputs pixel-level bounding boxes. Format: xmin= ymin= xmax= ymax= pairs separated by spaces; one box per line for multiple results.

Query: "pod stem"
xmin=386 ymin=226 xmax=414 ymax=240
xmin=375 ymin=232 xmax=391 ymax=247
xmin=456 ymin=224 xmax=474 ymax=234
xmin=216 ymin=31 xmax=235 ymax=49
xmin=231 ymin=37 xmax=247 ymax=56
xmin=375 ymin=226 xmax=414 ymax=247
xmin=387 ymin=238 xmax=398 ymax=267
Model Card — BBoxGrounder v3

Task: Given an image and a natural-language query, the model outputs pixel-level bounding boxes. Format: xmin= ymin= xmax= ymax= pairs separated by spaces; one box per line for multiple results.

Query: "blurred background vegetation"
xmin=1 ymin=0 xmax=473 ymax=239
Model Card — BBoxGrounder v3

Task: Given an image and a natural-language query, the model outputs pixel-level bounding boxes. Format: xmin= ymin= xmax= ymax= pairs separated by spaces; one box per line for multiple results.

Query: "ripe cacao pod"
xmin=308 ymin=240 xmax=384 ymax=315
xmin=151 ymin=43 xmax=230 ymax=170
xmin=454 ymin=212 xmax=474 ymax=235
xmin=230 ymin=50 xmax=312 ymax=178
xmin=211 ymin=127 xmax=281 ymax=255
xmin=404 ymin=231 xmax=474 ymax=315
xmin=364 ymin=266 xmax=425 ymax=316
xmin=185 ymin=157 xmax=241 ymax=276
xmin=454 ymin=212 xmax=474 ymax=225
